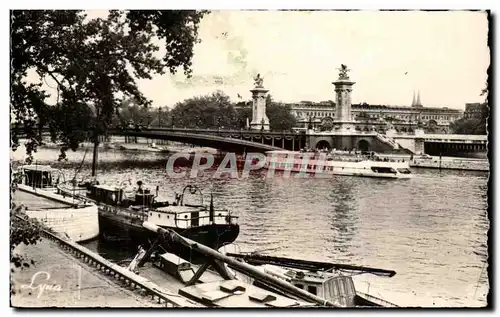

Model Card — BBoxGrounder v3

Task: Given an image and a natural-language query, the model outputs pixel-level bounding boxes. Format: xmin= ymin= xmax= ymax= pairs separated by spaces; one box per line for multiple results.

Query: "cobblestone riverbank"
xmin=10 ymin=238 xmax=164 ymax=308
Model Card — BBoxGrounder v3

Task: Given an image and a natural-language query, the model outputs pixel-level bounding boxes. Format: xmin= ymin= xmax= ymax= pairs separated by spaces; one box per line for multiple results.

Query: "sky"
xmin=39 ymin=10 xmax=490 ymax=110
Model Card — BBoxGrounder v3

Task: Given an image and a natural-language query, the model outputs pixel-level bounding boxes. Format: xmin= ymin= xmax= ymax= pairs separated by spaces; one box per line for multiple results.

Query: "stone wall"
xmin=410 ymin=158 xmax=489 ymax=172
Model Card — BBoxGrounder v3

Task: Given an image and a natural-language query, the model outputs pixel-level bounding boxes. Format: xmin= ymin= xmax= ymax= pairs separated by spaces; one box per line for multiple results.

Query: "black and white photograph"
xmin=8 ymin=8 xmax=491 ymax=309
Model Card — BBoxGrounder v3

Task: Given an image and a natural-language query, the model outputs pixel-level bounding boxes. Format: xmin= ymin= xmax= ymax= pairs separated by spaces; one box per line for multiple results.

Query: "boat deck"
xmin=134 ymin=261 xmax=314 ymax=307
xmin=13 ymin=189 xmax=73 ymax=210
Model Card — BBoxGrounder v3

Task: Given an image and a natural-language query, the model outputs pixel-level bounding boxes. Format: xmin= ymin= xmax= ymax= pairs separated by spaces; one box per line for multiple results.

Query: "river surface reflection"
xmin=11 ymin=146 xmax=490 ymax=307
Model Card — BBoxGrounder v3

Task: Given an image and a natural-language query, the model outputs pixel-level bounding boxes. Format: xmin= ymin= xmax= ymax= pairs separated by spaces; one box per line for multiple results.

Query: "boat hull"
xmin=354 ymin=292 xmax=399 ymax=307
xmin=98 ymin=211 xmax=239 ymax=264
xmin=264 ymin=151 xmax=413 ymax=179
xmin=267 ymin=167 xmax=412 ymax=179
xmin=14 ymin=185 xmax=99 ymax=242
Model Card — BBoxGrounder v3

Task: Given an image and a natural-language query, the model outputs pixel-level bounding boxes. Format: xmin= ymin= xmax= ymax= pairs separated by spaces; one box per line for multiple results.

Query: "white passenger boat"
xmin=264 ymin=150 xmax=412 ymax=179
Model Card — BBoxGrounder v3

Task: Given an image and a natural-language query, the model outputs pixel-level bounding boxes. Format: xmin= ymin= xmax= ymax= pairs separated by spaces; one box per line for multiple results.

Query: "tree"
xmin=11 ymin=10 xmax=208 ymax=174
xmin=234 ymin=101 xmax=252 ymax=129
xmin=9 ymin=9 xmax=208 ymax=271
xmin=450 ymin=114 xmax=487 ymax=135
xmin=265 ymin=95 xmax=297 ymax=131
xmin=170 ymin=91 xmax=239 ymax=129
xmin=450 ymin=84 xmax=488 ymax=135
xmin=450 ymin=118 xmax=478 ymax=134
xmin=10 ymin=205 xmax=42 ymax=270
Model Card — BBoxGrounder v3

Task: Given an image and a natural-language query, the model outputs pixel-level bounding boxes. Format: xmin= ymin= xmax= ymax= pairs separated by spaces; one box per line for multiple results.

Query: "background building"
xmin=288 ymin=92 xmax=463 ymax=134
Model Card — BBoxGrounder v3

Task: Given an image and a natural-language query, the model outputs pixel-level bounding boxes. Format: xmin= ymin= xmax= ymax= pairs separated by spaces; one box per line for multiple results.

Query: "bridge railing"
xmin=115 ymin=127 xmax=302 ymax=137
xmin=375 ymin=132 xmax=398 ymax=149
xmin=423 ymin=133 xmax=487 ymax=142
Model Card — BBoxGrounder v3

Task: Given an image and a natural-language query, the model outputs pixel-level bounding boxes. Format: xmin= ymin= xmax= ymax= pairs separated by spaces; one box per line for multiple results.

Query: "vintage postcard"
xmin=9 ymin=9 xmax=490 ymax=309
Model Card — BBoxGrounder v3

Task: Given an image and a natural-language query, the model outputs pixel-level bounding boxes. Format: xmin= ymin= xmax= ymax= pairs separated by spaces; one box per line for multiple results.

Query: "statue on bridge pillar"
xmin=250 ymin=73 xmax=270 ymax=131
xmin=254 ymin=73 xmax=264 ymax=88
xmin=337 ymin=64 xmax=351 ymax=80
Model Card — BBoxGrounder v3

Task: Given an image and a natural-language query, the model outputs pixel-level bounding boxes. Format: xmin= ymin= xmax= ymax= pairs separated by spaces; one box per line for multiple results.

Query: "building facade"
xmin=288 ymin=93 xmax=463 ymax=134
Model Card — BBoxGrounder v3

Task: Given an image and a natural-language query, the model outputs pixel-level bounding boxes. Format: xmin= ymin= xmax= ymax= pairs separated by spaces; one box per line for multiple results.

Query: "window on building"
xmin=307 ymin=286 xmax=318 ymax=295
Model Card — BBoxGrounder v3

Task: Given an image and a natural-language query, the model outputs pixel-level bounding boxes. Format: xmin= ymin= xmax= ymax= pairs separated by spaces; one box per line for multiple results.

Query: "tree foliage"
xmin=450 ymin=117 xmax=487 ymax=135
xmin=10 ymin=205 xmax=42 ymax=269
xmin=265 ymin=95 xmax=297 ymax=131
xmin=11 ymin=9 xmax=208 ymax=161
xmin=170 ymin=91 xmax=239 ymax=129
xmin=112 ymin=98 xmax=171 ymax=128
xmin=450 ymin=85 xmax=488 ymax=135
xmin=9 ymin=9 xmax=207 ymax=271
xmin=234 ymin=101 xmax=253 ymax=129
xmin=167 ymin=92 xmax=297 ymax=131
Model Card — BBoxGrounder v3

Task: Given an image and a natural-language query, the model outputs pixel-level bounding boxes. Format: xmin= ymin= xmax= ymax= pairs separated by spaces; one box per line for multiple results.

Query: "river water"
xmin=10 ymin=145 xmax=490 ymax=307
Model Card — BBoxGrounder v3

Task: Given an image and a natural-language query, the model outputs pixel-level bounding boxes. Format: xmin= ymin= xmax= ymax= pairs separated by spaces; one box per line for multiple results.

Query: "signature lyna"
xmin=21 ymin=271 xmax=62 ymax=298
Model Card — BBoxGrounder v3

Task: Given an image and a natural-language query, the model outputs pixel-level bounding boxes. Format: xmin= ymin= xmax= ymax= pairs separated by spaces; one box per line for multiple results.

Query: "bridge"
xmin=388 ymin=131 xmax=487 ymax=157
xmin=112 ymin=128 xmax=488 ymax=156
xmin=420 ymin=133 xmax=487 ymax=157
xmin=13 ymin=126 xmax=488 ymax=156
xmin=111 ymin=128 xmax=286 ymax=153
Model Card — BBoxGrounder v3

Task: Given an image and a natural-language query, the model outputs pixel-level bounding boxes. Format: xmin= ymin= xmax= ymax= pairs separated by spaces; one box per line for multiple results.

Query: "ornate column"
xmin=250 ymin=74 xmax=270 ymax=131
xmin=332 ymin=65 xmax=356 ymax=132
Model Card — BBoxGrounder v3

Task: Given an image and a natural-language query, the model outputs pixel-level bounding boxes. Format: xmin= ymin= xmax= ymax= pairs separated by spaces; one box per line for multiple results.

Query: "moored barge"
xmin=13 ymin=165 xmax=99 ymax=242
xmin=59 ymin=182 xmax=239 ymax=264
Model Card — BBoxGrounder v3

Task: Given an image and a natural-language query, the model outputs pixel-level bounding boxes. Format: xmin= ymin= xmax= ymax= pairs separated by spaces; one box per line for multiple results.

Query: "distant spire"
xmin=416 ymin=90 xmax=422 ymax=106
xmin=412 ymin=90 xmax=416 ymax=107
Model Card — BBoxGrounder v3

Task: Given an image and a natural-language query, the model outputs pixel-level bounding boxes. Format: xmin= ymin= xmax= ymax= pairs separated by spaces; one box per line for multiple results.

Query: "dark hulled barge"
xmin=61 ymin=182 xmax=239 ymax=264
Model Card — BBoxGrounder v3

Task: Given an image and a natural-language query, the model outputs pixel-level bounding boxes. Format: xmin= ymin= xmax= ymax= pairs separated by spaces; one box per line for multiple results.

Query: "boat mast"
xmin=91 ymin=137 xmax=98 ymax=178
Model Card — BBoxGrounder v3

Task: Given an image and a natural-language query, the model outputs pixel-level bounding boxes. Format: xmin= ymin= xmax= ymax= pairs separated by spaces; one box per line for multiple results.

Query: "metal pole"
xmin=158 ymin=107 xmax=162 ymax=128
xmin=142 ymin=222 xmax=339 ymax=307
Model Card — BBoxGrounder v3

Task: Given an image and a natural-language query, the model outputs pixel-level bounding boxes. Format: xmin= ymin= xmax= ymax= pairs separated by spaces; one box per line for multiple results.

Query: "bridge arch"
xmin=115 ymin=128 xmax=284 ymax=153
xmin=315 ymin=140 xmax=332 ymax=150
xmin=357 ymin=139 xmax=371 ymax=151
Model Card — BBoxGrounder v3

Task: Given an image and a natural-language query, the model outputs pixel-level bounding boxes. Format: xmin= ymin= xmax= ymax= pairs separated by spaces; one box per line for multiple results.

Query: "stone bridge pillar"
xmin=250 ymin=74 xmax=270 ymax=131
xmin=332 ymin=65 xmax=356 ymax=132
